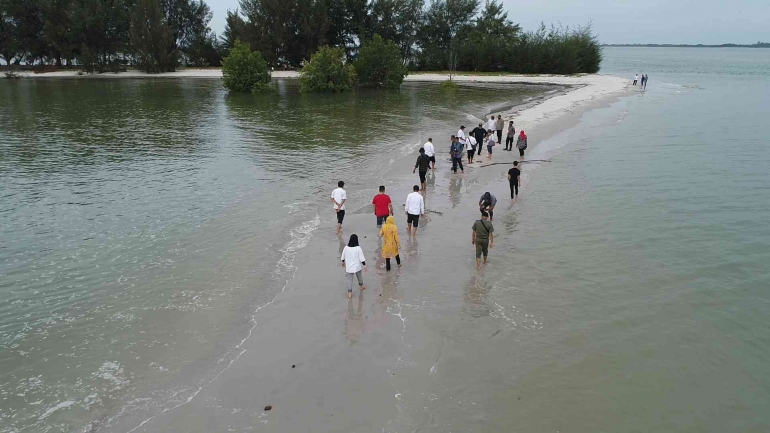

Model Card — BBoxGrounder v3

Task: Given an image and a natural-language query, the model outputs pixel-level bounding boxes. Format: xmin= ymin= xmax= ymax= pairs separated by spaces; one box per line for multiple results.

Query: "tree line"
xmin=1 ymin=0 xmax=602 ymax=75
xmin=0 ymin=0 xmax=221 ymax=72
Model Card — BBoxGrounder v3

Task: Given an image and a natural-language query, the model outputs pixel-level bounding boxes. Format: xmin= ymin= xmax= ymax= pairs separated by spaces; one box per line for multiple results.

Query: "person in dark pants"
xmin=450 ymin=136 xmax=464 ymax=173
xmin=508 ymin=161 xmax=521 ymax=199
xmin=413 ymin=147 xmax=431 ymax=190
xmin=471 ymin=123 xmax=487 ymax=156
xmin=495 ymin=115 xmax=504 ymax=143
xmin=479 ymin=192 xmax=497 ymax=221
xmin=505 ymin=121 xmax=515 ymax=151
xmin=331 ymin=180 xmax=346 ymax=234
xmin=516 ymin=130 xmax=528 ymax=159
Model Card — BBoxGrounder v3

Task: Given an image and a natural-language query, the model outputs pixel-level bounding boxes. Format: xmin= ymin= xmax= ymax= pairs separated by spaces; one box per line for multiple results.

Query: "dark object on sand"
xmin=265 ymin=405 xmax=272 ymax=411
xmin=292 ymin=364 xmax=296 ymax=368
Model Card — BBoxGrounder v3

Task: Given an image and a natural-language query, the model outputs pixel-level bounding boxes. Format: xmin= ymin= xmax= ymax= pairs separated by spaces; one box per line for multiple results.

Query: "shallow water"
xmin=0 ymin=79 xmax=552 ymax=432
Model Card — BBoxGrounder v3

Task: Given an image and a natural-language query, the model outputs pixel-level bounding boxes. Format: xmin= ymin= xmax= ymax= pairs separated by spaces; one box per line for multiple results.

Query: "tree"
xmin=459 ymin=0 xmax=519 ymax=71
xmin=222 ymin=8 xmax=247 ymax=50
xmin=355 ymin=34 xmax=407 ymax=89
xmin=416 ymin=0 xmax=479 ymax=77
xmin=221 ymin=39 xmax=271 ymax=92
xmin=368 ymin=0 xmax=423 ymax=62
xmin=130 ymin=0 xmax=177 ymax=72
xmin=0 ymin=0 xmax=20 ymax=64
xmin=299 ymin=45 xmax=355 ymax=92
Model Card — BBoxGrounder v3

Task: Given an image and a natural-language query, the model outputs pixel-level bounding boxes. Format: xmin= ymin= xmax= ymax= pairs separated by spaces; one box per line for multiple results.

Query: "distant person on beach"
xmin=331 ymin=181 xmax=346 ymax=234
xmin=516 ymin=130 xmax=528 ymax=159
xmin=413 ymin=147 xmax=431 ymax=190
xmin=466 ymin=134 xmax=477 ymax=164
xmin=495 ymin=115 xmax=504 ymax=143
xmin=642 ymin=74 xmax=648 ymax=89
xmin=450 ymin=135 xmax=465 ymax=173
xmin=505 ymin=121 xmax=516 ymax=151
xmin=372 ymin=186 xmax=393 ymax=229
xmin=487 ymin=116 xmax=496 ymax=134
xmin=633 ymin=74 xmax=638 ymax=86
xmin=341 ymin=234 xmax=367 ymax=298
xmin=479 ymin=192 xmax=497 ymax=221
xmin=404 ymin=185 xmax=425 ymax=236
xmin=486 ymin=130 xmax=496 ymax=158
xmin=508 ymin=161 xmax=521 ymax=199
xmin=379 ymin=216 xmax=401 ymax=271
xmin=472 ymin=211 xmax=494 ymax=269
xmin=423 ymin=138 xmax=436 ymax=172
xmin=471 ymin=123 xmax=487 ymax=156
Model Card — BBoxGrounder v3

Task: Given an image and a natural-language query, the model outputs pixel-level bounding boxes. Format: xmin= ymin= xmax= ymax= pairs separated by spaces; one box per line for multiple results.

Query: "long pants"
xmin=510 ymin=181 xmax=519 ymax=198
xmin=476 ymin=140 xmax=483 ymax=155
xmin=346 ymin=270 xmax=363 ymax=293
xmin=385 ymin=255 xmax=401 ymax=271
xmin=496 ymin=130 xmax=503 ymax=143
xmin=452 ymin=157 xmax=464 ymax=173
xmin=505 ymin=136 xmax=514 ymax=150
xmin=518 ymin=148 xmax=524 ymax=157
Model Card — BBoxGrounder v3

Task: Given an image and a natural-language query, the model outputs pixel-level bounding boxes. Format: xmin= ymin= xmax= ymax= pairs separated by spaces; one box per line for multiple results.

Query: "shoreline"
xmin=105 ymin=74 xmax=632 ymax=431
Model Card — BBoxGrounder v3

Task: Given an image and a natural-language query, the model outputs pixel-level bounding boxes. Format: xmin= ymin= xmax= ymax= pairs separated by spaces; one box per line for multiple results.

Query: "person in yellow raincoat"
xmin=379 ymin=216 xmax=401 ymax=271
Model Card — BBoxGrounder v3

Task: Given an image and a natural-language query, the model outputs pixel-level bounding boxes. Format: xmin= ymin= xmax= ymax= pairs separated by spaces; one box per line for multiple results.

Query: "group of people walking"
xmin=334 ymin=116 xmax=527 ymax=296
xmin=633 ymin=73 xmax=649 ymax=89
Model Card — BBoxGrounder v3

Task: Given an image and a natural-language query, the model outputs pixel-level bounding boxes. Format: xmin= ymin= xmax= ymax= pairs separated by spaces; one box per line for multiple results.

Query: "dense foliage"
xmin=355 ymin=35 xmax=407 ymax=89
xmin=299 ymin=46 xmax=356 ymax=93
xmin=0 ymin=0 xmax=222 ymax=72
xmin=1 ymin=0 xmax=603 ymax=75
xmin=222 ymin=39 xmax=271 ymax=92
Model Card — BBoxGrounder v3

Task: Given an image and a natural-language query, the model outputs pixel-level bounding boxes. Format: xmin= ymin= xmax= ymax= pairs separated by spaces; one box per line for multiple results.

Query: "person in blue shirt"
xmin=449 ymin=135 xmax=465 ymax=173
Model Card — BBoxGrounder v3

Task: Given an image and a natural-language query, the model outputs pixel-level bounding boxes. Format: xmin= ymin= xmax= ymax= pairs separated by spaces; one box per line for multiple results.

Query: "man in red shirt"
xmin=372 ymin=186 xmax=393 ymax=229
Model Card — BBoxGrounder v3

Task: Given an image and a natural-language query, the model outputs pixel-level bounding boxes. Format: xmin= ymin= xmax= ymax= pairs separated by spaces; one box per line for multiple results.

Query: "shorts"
xmin=428 ymin=155 xmax=436 ymax=164
xmin=376 ymin=215 xmax=388 ymax=226
xmin=475 ymin=239 xmax=489 ymax=258
xmin=419 ymin=170 xmax=427 ymax=183
xmin=467 ymin=150 xmax=474 ymax=159
xmin=407 ymin=213 xmax=420 ymax=228
xmin=487 ymin=145 xmax=493 ymax=154
xmin=336 ymin=209 xmax=345 ymax=224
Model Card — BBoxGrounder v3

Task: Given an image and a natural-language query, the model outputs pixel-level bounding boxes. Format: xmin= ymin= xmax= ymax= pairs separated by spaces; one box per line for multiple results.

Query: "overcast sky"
xmin=208 ymin=0 xmax=770 ymax=45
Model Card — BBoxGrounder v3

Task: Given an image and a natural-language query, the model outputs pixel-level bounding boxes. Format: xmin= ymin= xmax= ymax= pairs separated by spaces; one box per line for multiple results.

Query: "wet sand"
xmin=105 ymin=76 xmax=631 ymax=432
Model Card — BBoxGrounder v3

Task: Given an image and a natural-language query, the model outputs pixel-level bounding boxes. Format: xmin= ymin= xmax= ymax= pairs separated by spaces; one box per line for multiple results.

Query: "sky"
xmin=207 ymin=0 xmax=770 ymax=45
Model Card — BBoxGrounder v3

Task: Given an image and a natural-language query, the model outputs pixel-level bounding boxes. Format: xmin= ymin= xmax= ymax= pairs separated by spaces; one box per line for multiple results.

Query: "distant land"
xmin=602 ymin=42 xmax=770 ymax=48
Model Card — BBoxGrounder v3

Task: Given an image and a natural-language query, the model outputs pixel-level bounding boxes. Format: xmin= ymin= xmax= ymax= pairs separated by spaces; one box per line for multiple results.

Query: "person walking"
xmin=495 ymin=115 xmax=504 ymax=143
xmin=516 ymin=130 xmax=528 ymax=159
xmin=456 ymin=125 xmax=467 ymax=149
xmin=404 ymin=185 xmax=425 ymax=237
xmin=505 ymin=121 xmax=516 ymax=151
xmin=372 ymin=185 xmax=393 ymax=229
xmin=633 ymin=74 xmax=638 ymax=86
xmin=341 ymin=234 xmax=367 ymax=298
xmin=450 ymin=136 xmax=465 ymax=173
xmin=378 ymin=216 xmax=401 ymax=271
xmin=508 ymin=161 xmax=521 ymax=199
xmin=413 ymin=147 xmax=431 ymax=190
xmin=642 ymin=74 xmax=648 ymax=89
xmin=466 ymin=134 xmax=477 ymax=165
xmin=423 ymin=138 xmax=436 ymax=172
xmin=472 ymin=212 xmax=494 ymax=269
xmin=471 ymin=123 xmax=487 ymax=156
xmin=331 ymin=181 xmax=346 ymax=234
xmin=486 ymin=115 xmax=496 ymax=134
xmin=486 ymin=130 xmax=496 ymax=159
xmin=479 ymin=192 xmax=497 ymax=221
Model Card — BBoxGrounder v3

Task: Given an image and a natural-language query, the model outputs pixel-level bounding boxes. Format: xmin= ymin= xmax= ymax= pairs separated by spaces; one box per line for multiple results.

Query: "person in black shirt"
xmin=413 ymin=148 xmax=431 ymax=190
xmin=470 ymin=123 xmax=487 ymax=156
xmin=507 ymin=161 xmax=521 ymax=199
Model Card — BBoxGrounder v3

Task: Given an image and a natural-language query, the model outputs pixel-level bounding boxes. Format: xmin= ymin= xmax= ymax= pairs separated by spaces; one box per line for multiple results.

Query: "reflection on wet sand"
xmin=463 ymin=274 xmax=492 ymax=318
xmin=449 ymin=176 xmax=463 ymax=207
xmin=344 ymin=293 xmax=365 ymax=344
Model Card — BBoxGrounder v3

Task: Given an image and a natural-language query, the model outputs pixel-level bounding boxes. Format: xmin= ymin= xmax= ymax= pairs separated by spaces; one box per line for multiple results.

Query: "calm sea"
xmin=2 ymin=47 xmax=770 ymax=432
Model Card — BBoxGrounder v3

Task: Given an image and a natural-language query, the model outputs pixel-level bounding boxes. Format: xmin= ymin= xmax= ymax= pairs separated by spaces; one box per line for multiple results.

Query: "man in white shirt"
xmin=486 ymin=115 xmax=496 ymax=133
xmin=404 ymin=185 xmax=425 ymax=237
xmin=456 ymin=126 xmax=467 ymax=147
xmin=330 ymin=180 xmax=346 ymax=234
xmin=466 ymin=135 xmax=477 ymax=164
xmin=423 ymin=138 xmax=436 ymax=172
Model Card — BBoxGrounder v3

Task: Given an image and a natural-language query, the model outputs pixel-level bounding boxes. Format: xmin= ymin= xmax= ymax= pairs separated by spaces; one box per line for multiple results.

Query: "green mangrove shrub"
xmin=355 ymin=35 xmax=408 ymax=89
xmin=221 ymin=40 xmax=272 ymax=93
xmin=299 ymin=46 xmax=356 ymax=93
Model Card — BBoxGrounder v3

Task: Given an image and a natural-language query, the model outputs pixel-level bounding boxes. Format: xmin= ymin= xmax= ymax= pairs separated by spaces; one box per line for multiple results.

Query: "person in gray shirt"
xmin=479 ymin=192 xmax=497 ymax=221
